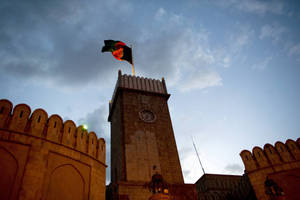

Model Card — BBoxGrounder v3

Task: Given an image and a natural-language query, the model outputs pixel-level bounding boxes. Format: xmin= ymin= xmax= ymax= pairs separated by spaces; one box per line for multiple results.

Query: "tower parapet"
xmin=240 ymin=138 xmax=300 ymax=173
xmin=0 ymin=99 xmax=105 ymax=162
xmin=240 ymin=138 xmax=300 ymax=200
xmin=0 ymin=99 xmax=106 ymax=200
xmin=108 ymin=70 xmax=169 ymax=121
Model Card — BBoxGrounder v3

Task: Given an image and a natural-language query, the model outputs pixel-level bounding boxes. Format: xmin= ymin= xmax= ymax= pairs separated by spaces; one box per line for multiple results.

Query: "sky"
xmin=1 ymin=0 xmax=300 ymax=184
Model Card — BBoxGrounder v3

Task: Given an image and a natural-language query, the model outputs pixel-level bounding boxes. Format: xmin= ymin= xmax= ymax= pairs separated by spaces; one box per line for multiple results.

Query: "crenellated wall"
xmin=108 ymin=70 xmax=169 ymax=120
xmin=0 ymin=99 xmax=106 ymax=161
xmin=240 ymin=138 xmax=300 ymax=200
xmin=0 ymin=99 xmax=106 ymax=200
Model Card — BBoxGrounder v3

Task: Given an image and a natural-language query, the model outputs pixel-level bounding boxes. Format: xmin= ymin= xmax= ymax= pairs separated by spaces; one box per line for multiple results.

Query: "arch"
xmin=9 ymin=103 xmax=31 ymax=132
xmin=275 ymin=141 xmax=293 ymax=162
xmin=88 ymin=132 xmax=97 ymax=158
xmin=29 ymin=108 xmax=48 ymax=137
xmin=0 ymin=99 xmax=13 ymax=128
xmin=286 ymin=139 xmax=300 ymax=160
xmin=46 ymin=115 xmax=63 ymax=143
xmin=252 ymin=146 xmax=270 ymax=168
xmin=263 ymin=143 xmax=281 ymax=165
xmin=0 ymin=146 xmax=18 ymax=200
xmin=62 ymin=120 xmax=76 ymax=148
xmin=46 ymin=164 xmax=85 ymax=200
xmin=240 ymin=150 xmax=257 ymax=172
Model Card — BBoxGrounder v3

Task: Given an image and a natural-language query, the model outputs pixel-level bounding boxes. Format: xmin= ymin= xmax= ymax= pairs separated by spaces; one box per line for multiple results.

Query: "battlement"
xmin=240 ymin=138 xmax=300 ymax=173
xmin=108 ymin=71 xmax=169 ymax=119
xmin=115 ymin=70 xmax=167 ymax=95
xmin=0 ymin=99 xmax=106 ymax=164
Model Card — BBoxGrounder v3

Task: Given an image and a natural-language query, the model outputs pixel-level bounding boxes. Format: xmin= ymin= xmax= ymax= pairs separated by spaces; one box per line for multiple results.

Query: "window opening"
xmin=19 ymin=111 xmax=23 ymax=118
xmin=37 ymin=116 xmax=41 ymax=123
xmin=0 ymin=106 xmax=4 ymax=114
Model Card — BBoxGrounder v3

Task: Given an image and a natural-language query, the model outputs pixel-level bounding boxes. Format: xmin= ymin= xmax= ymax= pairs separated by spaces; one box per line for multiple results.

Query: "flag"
xmin=101 ymin=40 xmax=133 ymax=64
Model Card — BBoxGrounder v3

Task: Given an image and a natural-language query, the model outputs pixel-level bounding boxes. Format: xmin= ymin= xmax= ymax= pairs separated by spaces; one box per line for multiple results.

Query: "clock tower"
xmin=107 ymin=71 xmax=195 ymax=200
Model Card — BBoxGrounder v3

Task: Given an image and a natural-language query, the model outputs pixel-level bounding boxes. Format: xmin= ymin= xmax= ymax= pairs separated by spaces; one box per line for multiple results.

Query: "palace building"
xmin=1 ymin=71 xmax=299 ymax=200
xmin=106 ymin=71 xmax=196 ymax=200
xmin=0 ymin=100 xmax=106 ymax=200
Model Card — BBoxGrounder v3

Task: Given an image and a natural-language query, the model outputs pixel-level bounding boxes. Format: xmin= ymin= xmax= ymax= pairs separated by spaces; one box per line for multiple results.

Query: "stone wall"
xmin=240 ymin=138 xmax=300 ymax=200
xmin=107 ymin=71 xmax=194 ymax=200
xmin=0 ymin=99 xmax=106 ymax=200
xmin=108 ymin=71 xmax=183 ymax=185
xmin=195 ymin=174 xmax=242 ymax=200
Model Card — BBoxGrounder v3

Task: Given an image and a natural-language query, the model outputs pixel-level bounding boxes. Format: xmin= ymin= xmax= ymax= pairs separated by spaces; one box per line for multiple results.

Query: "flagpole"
xmin=130 ymin=45 xmax=135 ymax=76
xmin=191 ymin=136 xmax=206 ymax=175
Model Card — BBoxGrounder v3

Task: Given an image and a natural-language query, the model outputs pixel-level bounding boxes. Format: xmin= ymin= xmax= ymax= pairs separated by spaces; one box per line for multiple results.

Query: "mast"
xmin=192 ymin=136 xmax=206 ymax=175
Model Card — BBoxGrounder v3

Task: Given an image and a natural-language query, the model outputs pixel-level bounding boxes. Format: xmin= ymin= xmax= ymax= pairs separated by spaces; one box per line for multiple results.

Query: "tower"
xmin=108 ymin=71 xmax=194 ymax=200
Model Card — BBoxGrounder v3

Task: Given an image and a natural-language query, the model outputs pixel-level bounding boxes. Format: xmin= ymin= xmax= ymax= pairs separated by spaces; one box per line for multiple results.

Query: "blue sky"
xmin=1 ymin=0 xmax=300 ymax=183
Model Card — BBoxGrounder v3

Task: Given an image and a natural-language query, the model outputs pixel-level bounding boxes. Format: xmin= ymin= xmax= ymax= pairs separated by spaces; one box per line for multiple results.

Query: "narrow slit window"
xmin=0 ymin=106 xmax=4 ymax=114
xmin=269 ymin=148 xmax=272 ymax=154
xmin=101 ymin=145 xmax=104 ymax=151
xmin=92 ymin=139 xmax=94 ymax=144
xmin=258 ymin=152 xmax=261 ymax=157
xmin=81 ymin=132 xmax=83 ymax=138
xmin=19 ymin=111 xmax=23 ymax=118
xmin=68 ymin=127 xmax=71 ymax=133
xmin=37 ymin=116 xmax=41 ymax=123
xmin=54 ymin=121 xmax=57 ymax=128
xmin=280 ymin=146 xmax=284 ymax=152
xmin=245 ymin=155 xmax=248 ymax=161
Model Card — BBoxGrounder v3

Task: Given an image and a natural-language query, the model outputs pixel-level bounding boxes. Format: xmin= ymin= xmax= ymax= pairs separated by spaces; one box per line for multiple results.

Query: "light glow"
xmin=83 ymin=124 xmax=88 ymax=130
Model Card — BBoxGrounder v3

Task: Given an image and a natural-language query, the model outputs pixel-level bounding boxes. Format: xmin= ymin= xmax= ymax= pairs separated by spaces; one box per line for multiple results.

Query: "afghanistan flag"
xmin=101 ymin=40 xmax=133 ymax=64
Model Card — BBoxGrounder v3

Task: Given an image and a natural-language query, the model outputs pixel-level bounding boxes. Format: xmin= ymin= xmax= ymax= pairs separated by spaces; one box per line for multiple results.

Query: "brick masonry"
xmin=240 ymin=138 xmax=300 ymax=200
xmin=0 ymin=99 xmax=106 ymax=200
xmin=107 ymin=71 xmax=196 ymax=200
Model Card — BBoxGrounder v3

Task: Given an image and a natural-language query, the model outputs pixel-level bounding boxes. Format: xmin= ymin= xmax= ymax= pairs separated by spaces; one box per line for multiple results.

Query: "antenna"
xmin=191 ymin=136 xmax=206 ymax=175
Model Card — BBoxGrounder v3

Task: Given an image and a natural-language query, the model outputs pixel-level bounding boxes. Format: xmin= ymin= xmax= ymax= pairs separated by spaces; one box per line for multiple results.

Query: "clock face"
xmin=139 ymin=110 xmax=156 ymax=123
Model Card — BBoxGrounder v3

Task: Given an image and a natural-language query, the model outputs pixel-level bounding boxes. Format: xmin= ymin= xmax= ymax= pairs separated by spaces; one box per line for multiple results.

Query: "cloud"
xmin=135 ymin=8 xmax=223 ymax=90
xmin=77 ymin=105 xmax=108 ymax=137
xmin=224 ymin=163 xmax=243 ymax=174
xmin=77 ymin=104 xmax=111 ymax=183
xmin=288 ymin=43 xmax=300 ymax=57
xmin=213 ymin=25 xmax=254 ymax=69
xmin=215 ymin=0 xmax=285 ymax=16
xmin=179 ymin=147 xmax=204 ymax=183
xmin=0 ymin=0 xmax=136 ymax=89
xmin=259 ymin=24 xmax=287 ymax=43
xmin=179 ymin=68 xmax=222 ymax=92
xmin=154 ymin=7 xmax=166 ymax=20
xmin=223 ymin=56 xmax=230 ymax=68
xmin=251 ymin=56 xmax=272 ymax=71
xmin=232 ymin=26 xmax=254 ymax=50
xmin=0 ymin=1 xmax=225 ymax=92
